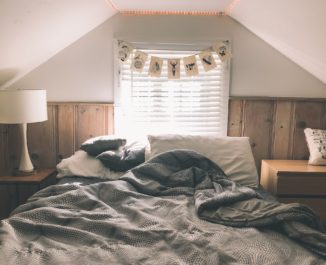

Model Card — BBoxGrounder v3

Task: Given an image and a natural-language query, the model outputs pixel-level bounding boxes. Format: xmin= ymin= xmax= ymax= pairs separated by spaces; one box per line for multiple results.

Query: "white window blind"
xmin=115 ymin=44 xmax=230 ymax=138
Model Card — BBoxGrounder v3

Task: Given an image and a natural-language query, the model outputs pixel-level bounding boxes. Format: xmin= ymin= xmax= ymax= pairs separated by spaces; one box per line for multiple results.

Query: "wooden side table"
xmin=260 ymin=160 xmax=326 ymax=225
xmin=0 ymin=169 xmax=57 ymax=219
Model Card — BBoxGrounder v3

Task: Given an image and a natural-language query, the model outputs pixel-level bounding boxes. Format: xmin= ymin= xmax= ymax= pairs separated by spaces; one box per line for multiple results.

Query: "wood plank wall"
xmin=0 ymin=98 xmax=325 ymax=176
xmin=0 ymin=103 xmax=114 ymax=175
xmin=228 ymin=98 xmax=326 ymax=172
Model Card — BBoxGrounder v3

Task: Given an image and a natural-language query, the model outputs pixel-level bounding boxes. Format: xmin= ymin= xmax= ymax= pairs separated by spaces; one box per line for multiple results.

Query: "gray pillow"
xmin=80 ymin=135 xmax=126 ymax=156
xmin=97 ymin=146 xmax=145 ymax=172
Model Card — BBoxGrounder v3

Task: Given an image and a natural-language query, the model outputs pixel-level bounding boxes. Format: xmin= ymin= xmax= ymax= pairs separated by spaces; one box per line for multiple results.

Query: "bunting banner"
xmin=149 ymin=56 xmax=163 ymax=77
xmin=212 ymin=41 xmax=232 ymax=62
xmin=118 ymin=40 xmax=133 ymax=62
xmin=183 ymin=55 xmax=199 ymax=77
xmin=131 ymin=51 xmax=148 ymax=72
xmin=199 ymin=50 xmax=217 ymax=72
xmin=168 ymin=59 xmax=180 ymax=80
xmin=119 ymin=40 xmax=231 ymax=79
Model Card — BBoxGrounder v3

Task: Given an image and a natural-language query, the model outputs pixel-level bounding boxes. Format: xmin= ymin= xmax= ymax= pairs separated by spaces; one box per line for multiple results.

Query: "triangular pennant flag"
xmin=212 ymin=41 xmax=232 ymax=62
xmin=183 ymin=55 xmax=199 ymax=76
xmin=199 ymin=50 xmax=217 ymax=72
xmin=118 ymin=40 xmax=133 ymax=62
xmin=168 ymin=59 xmax=180 ymax=79
xmin=131 ymin=51 xmax=148 ymax=72
xmin=148 ymin=56 xmax=163 ymax=77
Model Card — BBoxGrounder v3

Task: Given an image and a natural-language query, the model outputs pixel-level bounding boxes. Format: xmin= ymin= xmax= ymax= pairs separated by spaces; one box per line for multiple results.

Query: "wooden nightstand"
xmin=0 ymin=169 xmax=57 ymax=219
xmin=260 ymin=160 xmax=326 ymax=225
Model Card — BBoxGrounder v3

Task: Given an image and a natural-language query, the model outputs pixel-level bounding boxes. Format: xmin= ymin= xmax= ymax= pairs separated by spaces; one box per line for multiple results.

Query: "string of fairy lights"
xmin=105 ymin=0 xmax=241 ymax=16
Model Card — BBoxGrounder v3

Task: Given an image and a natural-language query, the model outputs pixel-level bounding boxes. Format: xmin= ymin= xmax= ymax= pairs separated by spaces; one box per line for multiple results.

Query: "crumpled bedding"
xmin=0 ymin=150 xmax=325 ymax=264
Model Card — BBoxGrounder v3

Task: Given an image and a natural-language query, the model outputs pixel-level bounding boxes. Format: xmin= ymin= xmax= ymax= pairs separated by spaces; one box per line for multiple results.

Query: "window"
xmin=114 ymin=42 xmax=230 ymax=138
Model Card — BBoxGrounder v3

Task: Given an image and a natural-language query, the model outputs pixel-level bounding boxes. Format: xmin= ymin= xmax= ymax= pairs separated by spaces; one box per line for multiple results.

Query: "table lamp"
xmin=0 ymin=89 xmax=47 ymax=175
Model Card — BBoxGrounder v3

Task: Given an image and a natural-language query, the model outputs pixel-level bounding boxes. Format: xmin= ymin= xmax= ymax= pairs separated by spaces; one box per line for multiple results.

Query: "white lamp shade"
xmin=0 ymin=89 xmax=47 ymax=124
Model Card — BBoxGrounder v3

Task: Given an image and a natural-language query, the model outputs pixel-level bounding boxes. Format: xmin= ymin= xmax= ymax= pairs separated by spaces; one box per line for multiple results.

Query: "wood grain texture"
xmin=28 ymin=105 xmax=57 ymax=169
xmin=75 ymin=105 xmax=108 ymax=148
xmin=242 ymin=100 xmax=275 ymax=172
xmin=261 ymin=160 xmax=326 ymax=224
xmin=323 ymin=103 xmax=326 ymax=129
xmin=0 ymin=125 xmax=8 ymax=175
xmin=0 ymin=100 xmax=325 ymax=176
xmin=7 ymin=124 xmax=21 ymax=170
xmin=107 ymin=105 xmax=115 ymax=135
xmin=271 ymin=101 xmax=294 ymax=159
xmin=7 ymin=106 xmax=57 ymax=170
xmin=0 ymin=103 xmax=113 ymax=174
xmin=227 ymin=100 xmax=243 ymax=136
xmin=57 ymin=104 xmax=75 ymax=160
xmin=0 ymin=169 xmax=56 ymax=183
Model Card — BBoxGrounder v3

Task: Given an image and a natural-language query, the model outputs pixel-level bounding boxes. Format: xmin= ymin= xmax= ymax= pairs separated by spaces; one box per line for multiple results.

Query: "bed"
xmin=0 ymin=135 xmax=325 ymax=264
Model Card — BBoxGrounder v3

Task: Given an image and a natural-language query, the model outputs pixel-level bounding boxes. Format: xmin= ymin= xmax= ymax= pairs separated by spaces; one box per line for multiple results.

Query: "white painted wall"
xmin=232 ymin=0 xmax=326 ymax=85
xmin=8 ymin=14 xmax=326 ymax=101
xmin=0 ymin=0 xmax=114 ymax=89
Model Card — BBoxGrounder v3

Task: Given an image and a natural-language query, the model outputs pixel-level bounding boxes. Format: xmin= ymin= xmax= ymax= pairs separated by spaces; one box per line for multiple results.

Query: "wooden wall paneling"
xmin=227 ymin=100 xmax=243 ymax=136
xmin=322 ymin=103 xmax=326 ymax=129
xmin=1 ymin=100 xmax=325 ymax=176
xmin=7 ymin=124 xmax=21 ymax=171
xmin=292 ymin=101 xmax=324 ymax=160
xmin=75 ymin=104 xmax=108 ymax=148
xmin=107 ymin=105 xmax=115 ymax=135
xmin=242 ymin=100 xmax=275 ymax=172
xmin=57 ymin=104 xmax=75 ymax=161
xmin=27 ymin=105 xmax=57 ymax=169
xmin=271 ymin=101 xmax=294 ymax=159
xmin=0 ymin=125 xmax=8 ymax=175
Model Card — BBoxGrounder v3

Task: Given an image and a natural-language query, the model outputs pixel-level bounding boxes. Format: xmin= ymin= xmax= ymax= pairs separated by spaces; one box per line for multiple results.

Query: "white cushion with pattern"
xmin=304 ymin=128 xmax=326 ymax=165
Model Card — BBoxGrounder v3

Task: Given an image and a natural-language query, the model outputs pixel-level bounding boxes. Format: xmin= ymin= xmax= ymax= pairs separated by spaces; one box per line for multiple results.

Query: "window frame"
xmin=113 ymin=39 xmax=231 ymax=137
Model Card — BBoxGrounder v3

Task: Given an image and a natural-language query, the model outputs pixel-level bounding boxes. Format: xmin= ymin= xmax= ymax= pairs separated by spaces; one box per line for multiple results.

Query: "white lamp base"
xmin=14 ymin=123 xmax=36 ymax=176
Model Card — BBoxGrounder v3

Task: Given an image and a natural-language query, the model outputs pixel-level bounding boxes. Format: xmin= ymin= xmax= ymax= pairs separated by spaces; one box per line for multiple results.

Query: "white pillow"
xmin=304 ymin=128 xmax=326 ymax=165
xmin=56 ymin=150 xmax=124 ymax=179
xmin=147 ymin=134 xmax=259 ymax=187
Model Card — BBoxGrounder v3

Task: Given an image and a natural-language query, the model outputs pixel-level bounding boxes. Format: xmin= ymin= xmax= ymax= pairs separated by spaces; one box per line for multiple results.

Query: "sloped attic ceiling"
xmin=231 ymin=0 xmax=326 ymax=85
xmin=0 ymin=0 xmax=115 ymax=88
xmin=1 ymin=0 xmax=326 ymax=89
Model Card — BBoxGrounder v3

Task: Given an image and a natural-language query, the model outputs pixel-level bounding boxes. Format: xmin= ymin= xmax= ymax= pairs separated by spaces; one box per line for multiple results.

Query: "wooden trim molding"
xmin=0 ymin=99 xmax=325 ymax=176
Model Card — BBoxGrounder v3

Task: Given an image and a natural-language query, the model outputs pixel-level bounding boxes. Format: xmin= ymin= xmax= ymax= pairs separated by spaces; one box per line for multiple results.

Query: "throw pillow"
xmin=304 ymin=128 xmax=326 ymax=165
xmin=80 ymin=135 xmax=126 ymax=156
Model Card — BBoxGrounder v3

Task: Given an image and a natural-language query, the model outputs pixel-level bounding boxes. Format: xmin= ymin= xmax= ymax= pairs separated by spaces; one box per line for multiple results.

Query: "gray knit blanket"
xmin=0 ymin=150 xmax=325 ymax=264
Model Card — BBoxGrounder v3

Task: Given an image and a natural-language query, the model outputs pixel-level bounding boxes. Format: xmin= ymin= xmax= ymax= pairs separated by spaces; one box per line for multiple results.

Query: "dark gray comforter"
xmin=0 ymin=150 xmax=325 ymax=264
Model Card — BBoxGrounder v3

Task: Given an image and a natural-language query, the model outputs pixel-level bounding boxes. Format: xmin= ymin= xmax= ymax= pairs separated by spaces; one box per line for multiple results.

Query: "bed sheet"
xmin=0 ymin=150 xmax=325 ymax=264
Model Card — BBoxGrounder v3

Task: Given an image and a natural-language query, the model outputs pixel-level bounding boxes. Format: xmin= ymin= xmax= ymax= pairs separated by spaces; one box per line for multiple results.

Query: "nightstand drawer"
xmin=276 ymin=174 xmax=326 ymax=196
xmin=261 ymin=160 xmax=326 ymax=225
xmin=0 ymin=169 xmax=57 ymax=219
xmin=261 ymin=160 xmax=326 ymax=196
xmin=279 ymin=197 xmax=326 ymax=224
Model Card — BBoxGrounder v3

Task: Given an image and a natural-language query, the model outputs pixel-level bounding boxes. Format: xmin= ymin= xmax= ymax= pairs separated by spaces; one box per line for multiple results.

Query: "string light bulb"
xmin=120 ymin=10 xmax=225 ymax=16
xmin=105 ymin=0 xmax=241 ymax=16
xmin=225 ymin=0 xmax=242 ymax=16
